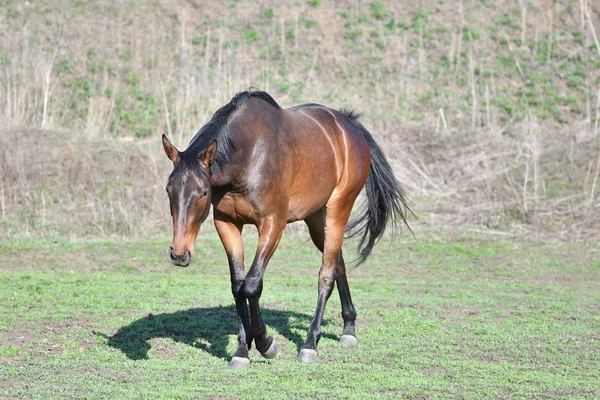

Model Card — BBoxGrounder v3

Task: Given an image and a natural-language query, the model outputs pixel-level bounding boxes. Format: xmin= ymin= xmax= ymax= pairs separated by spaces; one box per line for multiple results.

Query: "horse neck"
xmin=210 ymin=165 xmax=232 ymax=188
xmin=209 ymin=150 xmax=240 ymax=188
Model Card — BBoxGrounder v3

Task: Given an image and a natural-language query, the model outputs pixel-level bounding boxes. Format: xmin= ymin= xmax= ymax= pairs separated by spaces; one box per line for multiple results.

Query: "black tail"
xmin=342 ymin=110 xmax=412 ymax=266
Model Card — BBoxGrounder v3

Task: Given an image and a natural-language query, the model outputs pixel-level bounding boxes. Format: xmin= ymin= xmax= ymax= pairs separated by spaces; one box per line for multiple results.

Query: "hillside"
xmin=1 ymin=0 xmax=599 ymax=239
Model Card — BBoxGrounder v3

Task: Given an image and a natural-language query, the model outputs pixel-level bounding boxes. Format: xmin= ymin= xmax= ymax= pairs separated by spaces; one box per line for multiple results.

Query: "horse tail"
xmin=341 ymin=109 xmax=412 ymax=266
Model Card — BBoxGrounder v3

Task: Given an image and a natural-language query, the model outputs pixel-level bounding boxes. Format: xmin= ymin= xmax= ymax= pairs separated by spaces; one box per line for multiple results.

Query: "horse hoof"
xmin=260 ymin=339 xmax=278 ymax=359
xmin=298 ymin=348 xmax=319 ymax=363
xmin=339 ymin=334 xmax=357 ymax=345
xmin=229 ymin=357 xmax=250 ymax=369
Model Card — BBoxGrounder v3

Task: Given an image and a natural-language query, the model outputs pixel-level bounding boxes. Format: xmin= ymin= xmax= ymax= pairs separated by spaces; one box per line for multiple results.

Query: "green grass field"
xmin=1 ymin=230 xmax=599 ymax=399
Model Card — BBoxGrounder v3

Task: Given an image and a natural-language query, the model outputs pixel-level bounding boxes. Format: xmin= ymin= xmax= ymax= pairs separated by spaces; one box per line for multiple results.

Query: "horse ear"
xmin=162 ymin=134 xmax=180 ymax=163
xmin=200 ymin=140 xmax=218 ymax=166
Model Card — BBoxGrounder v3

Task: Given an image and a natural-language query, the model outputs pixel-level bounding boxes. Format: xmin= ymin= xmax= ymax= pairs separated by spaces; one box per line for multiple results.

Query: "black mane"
xmin=339 ymin=108 xmax=363 ymax=123
xmin=178 ymin=90 xmax=281 ymax=177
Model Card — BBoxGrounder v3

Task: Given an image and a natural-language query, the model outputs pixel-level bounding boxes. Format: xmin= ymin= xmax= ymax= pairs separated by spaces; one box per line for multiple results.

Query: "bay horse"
xmin=161 ymin=90 xmax=409 ymax=368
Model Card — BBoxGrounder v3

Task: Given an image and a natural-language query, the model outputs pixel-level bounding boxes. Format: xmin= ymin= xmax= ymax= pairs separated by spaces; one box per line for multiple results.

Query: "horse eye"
xmin=202 ymin=190 xmax=208 ymax=197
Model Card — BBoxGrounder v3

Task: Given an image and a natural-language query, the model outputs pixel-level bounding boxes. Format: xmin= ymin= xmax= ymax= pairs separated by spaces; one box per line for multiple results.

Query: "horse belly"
xmin=286 ymin=170 xmax=337 ymax=222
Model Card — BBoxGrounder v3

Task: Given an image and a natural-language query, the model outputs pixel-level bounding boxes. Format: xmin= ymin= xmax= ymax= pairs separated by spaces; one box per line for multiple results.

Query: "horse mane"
xmin=180 ymin=90 xmax=281 ymax=177
xmin=339 ymin=108 xmax=363 ymax=123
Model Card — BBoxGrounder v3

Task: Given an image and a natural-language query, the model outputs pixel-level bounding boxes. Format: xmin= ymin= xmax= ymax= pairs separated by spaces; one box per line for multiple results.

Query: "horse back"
xmin=224 ymin=98 xmax=370 ymax=222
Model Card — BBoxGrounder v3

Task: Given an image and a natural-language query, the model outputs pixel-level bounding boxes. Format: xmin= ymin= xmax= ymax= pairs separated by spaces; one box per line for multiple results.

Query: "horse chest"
xmin=214 ymin=192 xmax=258 ymax=224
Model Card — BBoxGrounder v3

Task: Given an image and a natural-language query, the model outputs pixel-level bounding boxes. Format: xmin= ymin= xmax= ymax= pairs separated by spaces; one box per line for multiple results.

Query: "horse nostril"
xmin=169 ymin=246 xmax=176 ymax=260
xmin=184 ymin=250 xmax=191 ymax=262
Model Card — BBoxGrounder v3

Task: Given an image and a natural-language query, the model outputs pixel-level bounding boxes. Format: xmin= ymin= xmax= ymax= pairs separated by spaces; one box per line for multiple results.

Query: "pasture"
xmin=2 ymin=1 xmax=600 ymax=398
xmin=1 ymin=230 xmax=598 ymax=399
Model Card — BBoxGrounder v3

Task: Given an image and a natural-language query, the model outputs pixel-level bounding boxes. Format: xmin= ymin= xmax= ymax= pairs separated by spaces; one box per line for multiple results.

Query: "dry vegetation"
xmin=0 ymin=0 xmax=599 ymax=239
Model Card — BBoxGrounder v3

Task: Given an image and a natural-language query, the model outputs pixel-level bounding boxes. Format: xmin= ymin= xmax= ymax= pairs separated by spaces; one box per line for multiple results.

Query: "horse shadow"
xmin=105 ymin=305 xmax=334 ymax=361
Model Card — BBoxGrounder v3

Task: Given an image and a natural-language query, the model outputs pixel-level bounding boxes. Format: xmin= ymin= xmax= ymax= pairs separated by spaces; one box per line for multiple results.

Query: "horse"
xmin=161 ymin=90 xmax=409 ymax=368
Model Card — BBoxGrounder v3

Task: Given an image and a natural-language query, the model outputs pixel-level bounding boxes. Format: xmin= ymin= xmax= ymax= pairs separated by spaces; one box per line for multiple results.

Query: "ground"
xmin=0 ymin=228 xmax=598 ymax=399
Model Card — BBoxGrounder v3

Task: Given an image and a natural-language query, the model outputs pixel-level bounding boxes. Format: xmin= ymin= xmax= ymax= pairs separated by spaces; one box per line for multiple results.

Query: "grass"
xmin=0 ymin=229 xmax=599 ymax=399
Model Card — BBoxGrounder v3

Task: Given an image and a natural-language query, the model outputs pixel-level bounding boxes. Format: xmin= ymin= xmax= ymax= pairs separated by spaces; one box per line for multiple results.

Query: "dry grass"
xmin=0 ymin=127 xmax=170 ymax=238
xmin=393 ymin=123 xmax=600 ymax=237
xmin=0 ymin=0 xmax=599 ymax=239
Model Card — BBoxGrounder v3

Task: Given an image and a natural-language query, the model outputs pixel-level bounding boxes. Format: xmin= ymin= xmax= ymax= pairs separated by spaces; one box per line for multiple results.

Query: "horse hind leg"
xmin=335 ymin=254 xmax=357 ymax=345
xmin=305 ymin=210 xmax=358 ymax=346
xmin=301 ymin=204 xmax=358 ymax=362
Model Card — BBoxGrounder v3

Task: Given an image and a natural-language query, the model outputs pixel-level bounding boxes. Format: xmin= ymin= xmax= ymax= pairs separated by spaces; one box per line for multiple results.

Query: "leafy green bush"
xmin=263 ymin=8 xmax=274 ymax=19
xmin=243 ymin=29 xmax=260 ymax=43
xmin=370 ymin=1 xmax=390 ymax=20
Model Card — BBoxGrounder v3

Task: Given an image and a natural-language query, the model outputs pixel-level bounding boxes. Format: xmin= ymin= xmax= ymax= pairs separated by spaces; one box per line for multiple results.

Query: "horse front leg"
xmin=242 ymin=216 xmax=285 ymax=360
xmin=214 ymin=216 xmax=252 ymax=369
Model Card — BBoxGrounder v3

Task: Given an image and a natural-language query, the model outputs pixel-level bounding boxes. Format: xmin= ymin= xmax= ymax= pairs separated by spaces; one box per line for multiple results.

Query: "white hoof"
xmin=229 ymin=356 xmax=250 ymax=369
xmin=339 ymin=334 xmax=358 ymax=345
xmin=298 ymin=348 xmax=319 ymax=363
xmin=260 ymin=339 xmax=278 ymax=359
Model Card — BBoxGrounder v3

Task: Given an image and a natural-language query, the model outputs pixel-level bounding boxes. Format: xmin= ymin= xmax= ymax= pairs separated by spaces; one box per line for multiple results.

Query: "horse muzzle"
xmin=170 ymin=246 xmax=191 ymax=267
